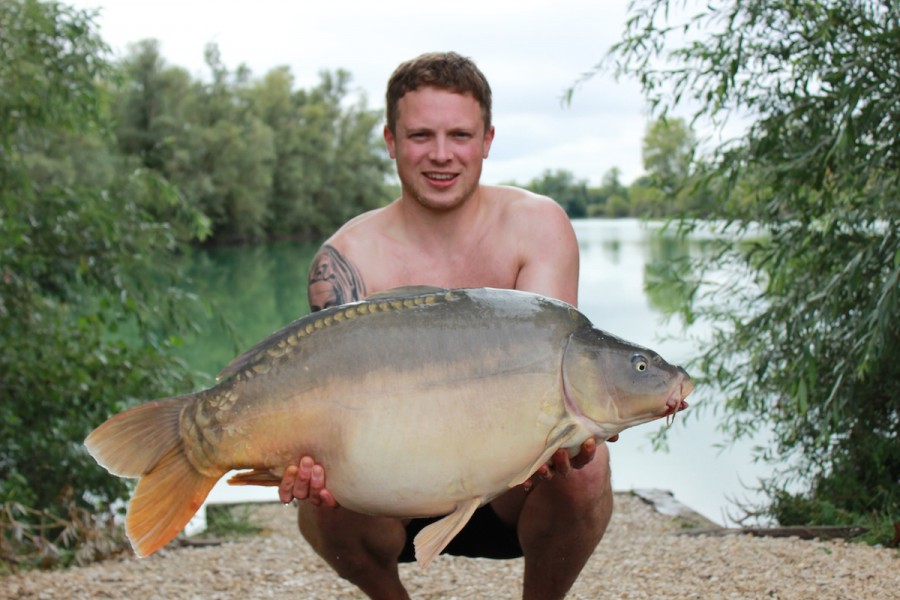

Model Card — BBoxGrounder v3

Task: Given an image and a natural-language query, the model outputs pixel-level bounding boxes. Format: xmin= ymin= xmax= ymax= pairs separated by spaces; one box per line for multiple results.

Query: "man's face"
xmin=384 ymin=87 xmax=495 ymax=211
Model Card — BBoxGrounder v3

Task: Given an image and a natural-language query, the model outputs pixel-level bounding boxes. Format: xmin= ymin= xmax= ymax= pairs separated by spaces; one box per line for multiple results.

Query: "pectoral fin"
xmin=508 ymin=420 xmax=579 ymax=487
xmin=413 ymin=497 xmax=482 ymax=569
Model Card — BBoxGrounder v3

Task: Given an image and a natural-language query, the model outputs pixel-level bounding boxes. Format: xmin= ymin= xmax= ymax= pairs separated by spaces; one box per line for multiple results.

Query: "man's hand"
xmin=278 ymin=456 xmax=339 ymax=508
xmin=522 ymin=435 xmax=617 ymax=491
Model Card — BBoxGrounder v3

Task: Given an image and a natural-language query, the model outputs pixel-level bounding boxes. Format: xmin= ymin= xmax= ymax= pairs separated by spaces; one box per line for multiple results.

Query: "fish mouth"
xmin=662 ymin=378 xmax=693 ymax=427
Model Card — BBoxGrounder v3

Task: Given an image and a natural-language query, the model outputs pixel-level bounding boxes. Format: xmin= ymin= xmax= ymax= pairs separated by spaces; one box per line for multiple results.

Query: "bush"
xmin=606 ymin=0 xmax=899 ymax=543
xmin=1 ymin=0 xmax=208 ymax=567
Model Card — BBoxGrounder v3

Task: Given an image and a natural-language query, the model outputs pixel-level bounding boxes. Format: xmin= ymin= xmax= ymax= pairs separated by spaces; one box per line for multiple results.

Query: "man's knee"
xmin=533 ymin=442 xmax=613 ymax=535
xmin=297 ymin=505 xmax=411 ymax=597
xmin=297 ymin=504 xmax=407 ymax=573
xmin=570 ymin=443 xmax=614 ymax=542
xmin=298 ymin=502 xmax=340 ymax=538
xmin=589 ymin=442 xmax=612 ymax=495
xmin=556 ymin=442 xmax=611 ymax=502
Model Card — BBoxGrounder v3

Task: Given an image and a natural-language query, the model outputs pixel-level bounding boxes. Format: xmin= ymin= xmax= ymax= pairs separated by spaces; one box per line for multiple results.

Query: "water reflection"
xmin=573 ymin=219 xmax=770 ymax=525
xmin=175 ymin=240 xmax=319 ymax=381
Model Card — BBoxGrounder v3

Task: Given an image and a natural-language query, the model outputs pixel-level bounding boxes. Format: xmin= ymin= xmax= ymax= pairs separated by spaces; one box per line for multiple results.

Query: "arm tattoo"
xmin=307 ymin=244 xmax=367 ymax=312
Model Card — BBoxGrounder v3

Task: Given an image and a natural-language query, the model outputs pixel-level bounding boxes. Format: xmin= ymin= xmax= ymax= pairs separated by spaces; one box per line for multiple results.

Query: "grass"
xmin=202 ymin=504 xmax=264 ymax=538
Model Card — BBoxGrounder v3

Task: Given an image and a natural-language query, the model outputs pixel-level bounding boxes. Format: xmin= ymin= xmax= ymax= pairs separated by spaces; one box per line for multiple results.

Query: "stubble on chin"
xmin=407 ymin=179 xmax=479 ymax=212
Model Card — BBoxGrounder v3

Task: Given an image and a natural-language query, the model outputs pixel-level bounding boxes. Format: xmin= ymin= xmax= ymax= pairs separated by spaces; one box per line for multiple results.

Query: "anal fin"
xmin=227 ymin=469 xmax=281 ymax=486
xmin=413 ymin=497 xmax=482 ymax=569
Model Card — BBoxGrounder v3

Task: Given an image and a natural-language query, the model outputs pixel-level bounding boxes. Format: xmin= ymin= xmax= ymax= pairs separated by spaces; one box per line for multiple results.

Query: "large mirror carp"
xmin=86 ymin=286 xmax=692 ymax=567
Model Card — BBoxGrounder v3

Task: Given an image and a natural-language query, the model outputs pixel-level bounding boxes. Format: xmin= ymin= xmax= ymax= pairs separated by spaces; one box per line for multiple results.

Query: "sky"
xmin=68 ymin=0 xmax=655 ymax=186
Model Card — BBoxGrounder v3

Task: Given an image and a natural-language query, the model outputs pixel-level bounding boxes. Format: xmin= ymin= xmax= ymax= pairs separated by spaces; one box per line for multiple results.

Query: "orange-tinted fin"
xmin=126 ymin=445 xmax=222 ymax=557
xmin=85 ymin=397 xmax=186 ymax=477
xmin=227 ymin=469 xmax=282 ymax=486
xmin=84 ymin=395 xmax=225 ymax=557
xmin=413 ymin=497 xmax=482 ymax=569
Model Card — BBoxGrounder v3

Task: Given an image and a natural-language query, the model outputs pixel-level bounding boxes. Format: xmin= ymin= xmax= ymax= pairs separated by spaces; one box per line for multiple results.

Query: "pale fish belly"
xmin=322 ymin=367 xmax=568 ymax=517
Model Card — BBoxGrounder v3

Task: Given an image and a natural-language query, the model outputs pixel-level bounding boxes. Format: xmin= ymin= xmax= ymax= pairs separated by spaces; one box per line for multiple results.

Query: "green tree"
xmin=590 ymin=167 xmax=629 ymax=217
xmin=250 ymin=66 xmax=318 ymax=234
xmin=626 ymin=175 xmax=667 ymax=217
xmin=260 ymin=69 xmax=391 ymax=237
xmin=604 ymin=0 xmax=899 ymax=542
xmin=632 ymin=116 xmax=719 ymax=217
xmin=524 ymin=169 xmax=589 ymax=217
xmin=1 ymin=0 xmax=207 ymax=566
xmin=112 ymin=39 xmax=194 ymax=172
xmin=642 ymin=117 xmax=694 ymax=196
xmin=641 ymin=116 xmax=707 ymax=216
xmin=112 ymin=44 xmax=391 ymax=242
xmin=112 ymin=41 xmax=276 ymax=241
xmin=179 ymin=44 xmax=277 ymax=241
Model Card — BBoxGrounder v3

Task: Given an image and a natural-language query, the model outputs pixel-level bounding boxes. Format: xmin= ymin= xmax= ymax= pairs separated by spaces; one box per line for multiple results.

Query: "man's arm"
xmin=511 ymin=196 xmax=580 ymax=307
xmin=510 ymin=195 xmax=609 ymax=485
xmin=278 ymin=243 xmax=366 ymax=507
xmin=307 ymin=244 xmax=367 ymax=312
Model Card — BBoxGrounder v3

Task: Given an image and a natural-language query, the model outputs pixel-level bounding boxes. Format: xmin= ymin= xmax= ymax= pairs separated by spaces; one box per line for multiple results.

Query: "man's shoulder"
xmin=323 ymin=204 xmax=394 ymax=253
xmin=484 ymin=185 xmax=571 ymax=226
xmin=484 ymin=184 xmax=544 ymax=202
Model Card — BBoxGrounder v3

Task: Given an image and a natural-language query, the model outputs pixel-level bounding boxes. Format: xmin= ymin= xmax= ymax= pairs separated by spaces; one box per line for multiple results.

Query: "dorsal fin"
xmin=367 ymin=285 xmax=447 ymax=300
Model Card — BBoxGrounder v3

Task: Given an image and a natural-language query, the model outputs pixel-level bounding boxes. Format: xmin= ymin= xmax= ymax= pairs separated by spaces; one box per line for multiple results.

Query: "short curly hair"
xmin=385 ymin=51 xmax=492 ymax=134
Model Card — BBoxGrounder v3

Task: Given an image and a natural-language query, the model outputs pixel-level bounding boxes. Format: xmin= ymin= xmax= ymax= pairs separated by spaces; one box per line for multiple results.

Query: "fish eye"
xmin=631 ymin=354 xmax=648 ymax=372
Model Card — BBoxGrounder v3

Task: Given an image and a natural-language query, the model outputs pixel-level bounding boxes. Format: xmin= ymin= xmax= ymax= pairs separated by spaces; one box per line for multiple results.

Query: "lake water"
xmin=571 ymin=219 xmax=771 ymax=526
xmin=177 ymin=218 xmax=772 ymax=529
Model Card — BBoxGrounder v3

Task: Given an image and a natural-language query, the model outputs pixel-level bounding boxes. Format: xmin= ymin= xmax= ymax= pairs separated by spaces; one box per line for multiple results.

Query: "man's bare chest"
xmin=367 ymin=247 xmax=520 ymax=294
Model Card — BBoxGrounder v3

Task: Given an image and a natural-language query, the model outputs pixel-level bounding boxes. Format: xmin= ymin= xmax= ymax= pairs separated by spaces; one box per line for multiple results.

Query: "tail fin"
xmin=85 ymin=397 xmax=224 ymax=557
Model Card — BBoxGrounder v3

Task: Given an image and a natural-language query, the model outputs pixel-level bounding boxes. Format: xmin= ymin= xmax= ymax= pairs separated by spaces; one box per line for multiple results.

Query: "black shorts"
xmin=397 ymin=504 xmax=523 ymax=563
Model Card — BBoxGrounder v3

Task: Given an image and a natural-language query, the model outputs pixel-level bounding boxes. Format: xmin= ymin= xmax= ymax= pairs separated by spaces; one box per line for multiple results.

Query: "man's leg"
xmin=297 ymin=503 xmax=411 ymax=600
xmin=492 ymin=443 xmax=613 ymax=600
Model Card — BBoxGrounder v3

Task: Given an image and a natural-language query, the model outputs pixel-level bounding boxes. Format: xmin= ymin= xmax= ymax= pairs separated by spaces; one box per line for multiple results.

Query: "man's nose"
xmin=429 ymin=135 xmax=451 ymax=162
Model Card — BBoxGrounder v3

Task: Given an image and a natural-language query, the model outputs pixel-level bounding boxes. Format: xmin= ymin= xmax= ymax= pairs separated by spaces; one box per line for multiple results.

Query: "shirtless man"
xmin=279 ymin=52 xmax=613 ymax=600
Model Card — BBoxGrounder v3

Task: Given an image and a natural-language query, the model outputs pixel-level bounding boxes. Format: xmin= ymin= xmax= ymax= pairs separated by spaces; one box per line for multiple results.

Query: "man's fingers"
xmin=279 ymin=465 xmax=298 ymax=504
xmin=536 ymin=463 xmax=552 ymax=481
xmin=551 ymin=448 xmax=570 ymax=476
xmin=307 ymin=464 xmax=325 ymax=505
xmin=292 ymin=456 xmax=315 ymax=500
xmin=278 ymin=456 xmax=339 ymax=508
xmin=523 ymin=463 xmax=552 ymax=490
xmin=319 ymin=489 xmax=338 ymax=509
xmin=571 ymin=438 xmax=597 ymax=470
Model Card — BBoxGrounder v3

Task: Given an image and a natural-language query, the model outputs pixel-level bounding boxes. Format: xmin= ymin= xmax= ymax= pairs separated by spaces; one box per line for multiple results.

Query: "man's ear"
xmin=483 ymin=126 xmax=495 ymax=159
xmin=384 ymin=125 xmax=397 ymax=159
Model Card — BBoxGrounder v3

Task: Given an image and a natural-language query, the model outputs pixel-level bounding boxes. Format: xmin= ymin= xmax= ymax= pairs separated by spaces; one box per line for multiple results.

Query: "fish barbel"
xmin=85 ymin=287 xmax=692 ymax=567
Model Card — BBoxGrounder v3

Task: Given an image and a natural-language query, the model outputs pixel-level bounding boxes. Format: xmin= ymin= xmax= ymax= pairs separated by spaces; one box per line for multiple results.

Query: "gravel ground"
xmin=2 ymin=492 xmax=897 ymax=599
